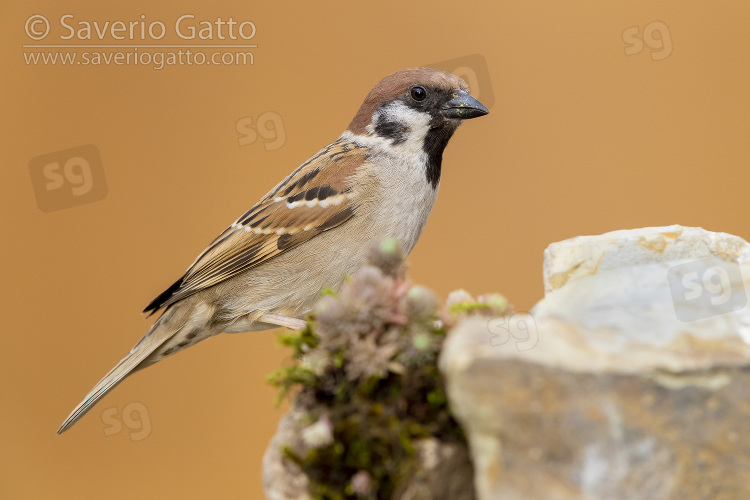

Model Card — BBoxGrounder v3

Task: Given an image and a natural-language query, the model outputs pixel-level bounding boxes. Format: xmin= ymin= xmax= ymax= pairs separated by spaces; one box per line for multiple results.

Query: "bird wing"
xmin=143 ymin=138 xmax=368 ymax=314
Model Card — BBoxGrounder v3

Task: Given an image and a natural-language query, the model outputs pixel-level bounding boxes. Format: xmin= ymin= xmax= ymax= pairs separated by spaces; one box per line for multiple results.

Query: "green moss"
xmin=448 ymin=294 xmax=508 ymax=316
xmin=379 ymin=238 xmax=398 ymax=254
xmin=266 ymin=364 xmax=315 ymax=406
xmin=412 ymin=332 xmax=431 ymax=350
xmin=269 ymin=321 xmax=466 ymax=499
xmin=276 ymin=322 xmax=320 ymax=358
xmin=266 ymin=243 xmax=484 ymax=498
xmin=448 ymin=300 xmax=492 ymax=315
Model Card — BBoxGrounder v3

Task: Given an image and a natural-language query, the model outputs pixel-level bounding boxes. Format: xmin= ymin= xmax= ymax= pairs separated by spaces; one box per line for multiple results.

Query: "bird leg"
xmin=259 ymin=313 xmax=307 ymax=330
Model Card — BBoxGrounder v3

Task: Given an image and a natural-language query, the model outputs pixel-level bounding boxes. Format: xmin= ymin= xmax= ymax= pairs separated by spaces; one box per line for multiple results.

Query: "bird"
xmin=57 ymin=67 xmax=489 ymax=434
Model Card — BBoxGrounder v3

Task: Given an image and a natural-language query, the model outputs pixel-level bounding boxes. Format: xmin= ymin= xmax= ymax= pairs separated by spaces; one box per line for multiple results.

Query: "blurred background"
xmin=2 ymin=0 xmax=749 ymax=498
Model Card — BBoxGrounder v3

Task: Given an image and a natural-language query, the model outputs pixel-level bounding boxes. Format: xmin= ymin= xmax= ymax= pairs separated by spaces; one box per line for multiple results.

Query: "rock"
xmin=440 ymin=226 xmax=750 ymax=500
xmin=262 ymin=407 xmax=312 ymax=500
xmin=543 ymin=225 xmax=750 ymax=295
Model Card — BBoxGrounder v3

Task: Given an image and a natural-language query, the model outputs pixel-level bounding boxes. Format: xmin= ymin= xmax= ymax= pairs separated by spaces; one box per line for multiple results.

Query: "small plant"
xmin=268 ymin=239 xmax=509 ymax=499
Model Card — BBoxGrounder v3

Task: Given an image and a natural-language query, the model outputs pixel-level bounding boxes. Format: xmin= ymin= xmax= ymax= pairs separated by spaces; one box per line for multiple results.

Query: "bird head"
xmin=347 ymin=67 xmax=489 ymax=187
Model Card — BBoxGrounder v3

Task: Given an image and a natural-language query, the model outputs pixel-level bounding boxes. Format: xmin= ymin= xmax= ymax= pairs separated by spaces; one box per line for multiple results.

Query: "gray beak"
xmin=441 ymin=89 xmax=489 ymax=119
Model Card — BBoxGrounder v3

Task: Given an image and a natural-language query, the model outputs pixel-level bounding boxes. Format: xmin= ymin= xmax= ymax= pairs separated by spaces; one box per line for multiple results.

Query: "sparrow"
xmin=57 ymin=67 xmax=489 ymax=434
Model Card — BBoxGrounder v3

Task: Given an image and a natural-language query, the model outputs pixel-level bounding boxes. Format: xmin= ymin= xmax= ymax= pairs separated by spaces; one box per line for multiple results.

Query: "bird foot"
xmin=259 ymin=313 xmax=307 ymax=330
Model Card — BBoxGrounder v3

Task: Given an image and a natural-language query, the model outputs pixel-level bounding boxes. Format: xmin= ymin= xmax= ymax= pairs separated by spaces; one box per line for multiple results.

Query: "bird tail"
xmin=57 ymin=311 xmax=185 ymax=434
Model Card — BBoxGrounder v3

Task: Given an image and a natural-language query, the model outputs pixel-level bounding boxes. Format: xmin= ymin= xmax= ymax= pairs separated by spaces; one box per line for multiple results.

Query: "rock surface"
xmin=262 ymin=406 xmax=313 ymax=500
xmin=440 ymin=225 xmax=750 ymax=500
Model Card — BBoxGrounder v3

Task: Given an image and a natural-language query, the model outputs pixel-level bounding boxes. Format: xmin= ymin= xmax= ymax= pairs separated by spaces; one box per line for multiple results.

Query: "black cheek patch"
xmin=374 ymin=120 xmax=408 ymax=145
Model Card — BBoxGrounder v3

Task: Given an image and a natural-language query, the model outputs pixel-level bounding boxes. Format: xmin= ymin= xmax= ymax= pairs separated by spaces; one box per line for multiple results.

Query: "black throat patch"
xmin=422 ymin=122 xmax=459 ymax=189
xmin=370 ymin=97 xmax=461 ymax=189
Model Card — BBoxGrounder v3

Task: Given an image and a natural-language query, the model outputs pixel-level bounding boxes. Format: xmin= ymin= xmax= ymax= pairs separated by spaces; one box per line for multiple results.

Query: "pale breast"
xmin=348 ymin=131 xmax=439 ymax=255
xmin=206 ymin=132 xmax=439 ymax=330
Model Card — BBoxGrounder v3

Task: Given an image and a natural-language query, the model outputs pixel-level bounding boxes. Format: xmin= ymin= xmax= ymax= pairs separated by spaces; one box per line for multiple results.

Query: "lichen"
xmin=441 ymin=290 xmax=511 ymax=330
xmin=268 ymin=239 xmax=508 ymax=499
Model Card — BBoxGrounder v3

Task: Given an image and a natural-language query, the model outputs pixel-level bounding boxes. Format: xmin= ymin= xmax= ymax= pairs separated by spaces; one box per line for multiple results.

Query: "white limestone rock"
xmin=440 ymin=226 xmax=750 ymax=500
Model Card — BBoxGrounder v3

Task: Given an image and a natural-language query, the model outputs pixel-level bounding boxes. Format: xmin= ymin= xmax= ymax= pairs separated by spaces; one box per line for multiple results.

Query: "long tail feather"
xmin=57 ymin=318 xmax=182 ymax=434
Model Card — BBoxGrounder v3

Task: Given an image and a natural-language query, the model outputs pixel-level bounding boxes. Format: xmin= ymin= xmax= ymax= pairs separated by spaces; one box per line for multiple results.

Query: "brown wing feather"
xmin=144 ymin=138 xmax=367 ymax=314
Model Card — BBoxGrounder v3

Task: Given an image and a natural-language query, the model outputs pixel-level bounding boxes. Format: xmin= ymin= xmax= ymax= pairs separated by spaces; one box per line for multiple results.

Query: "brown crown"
xmin=347 ymin=67 xmax=468 ymax=135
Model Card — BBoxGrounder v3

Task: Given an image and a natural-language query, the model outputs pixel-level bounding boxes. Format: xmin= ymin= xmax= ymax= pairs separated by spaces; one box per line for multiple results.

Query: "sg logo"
xmin=623 ymin=21 xmax=673 ymax=61
xmin=488 ymin=313 xmax=539 ymax=351
xmin=430 ymin=53 xmax=495 ymax=110
xmin=236 ymin=111 xmax=286 ymax=151
xmin=28 ymin=144 xmax=107 ymax=212
xmin=667 ymin=257 xmax=747 ymax=322
xmin=101 ymin=401 xmax=152 ymax=442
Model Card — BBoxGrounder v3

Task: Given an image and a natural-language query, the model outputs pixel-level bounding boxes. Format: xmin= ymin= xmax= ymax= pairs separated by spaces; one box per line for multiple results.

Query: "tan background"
xmin=2 ymin=1 xmax=749 ymax=498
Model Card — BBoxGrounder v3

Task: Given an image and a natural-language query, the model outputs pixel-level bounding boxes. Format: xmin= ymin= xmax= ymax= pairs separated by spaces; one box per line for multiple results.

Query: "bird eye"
xmin=410 ymin=86 xmax=427 ymax=101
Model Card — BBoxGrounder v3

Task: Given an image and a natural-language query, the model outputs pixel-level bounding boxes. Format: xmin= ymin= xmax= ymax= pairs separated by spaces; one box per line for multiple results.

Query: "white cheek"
xmin=370 ymin=101 xmax=432 ymax=147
